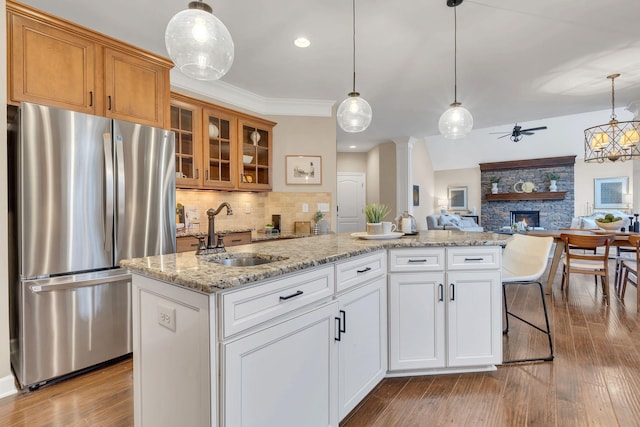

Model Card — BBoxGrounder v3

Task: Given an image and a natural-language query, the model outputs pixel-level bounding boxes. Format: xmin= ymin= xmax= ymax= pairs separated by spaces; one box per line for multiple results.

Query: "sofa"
xmin=569 ymin=210 xmax=632 ymax=230
xmin=426 ymin=214 xmax=484 ymax=232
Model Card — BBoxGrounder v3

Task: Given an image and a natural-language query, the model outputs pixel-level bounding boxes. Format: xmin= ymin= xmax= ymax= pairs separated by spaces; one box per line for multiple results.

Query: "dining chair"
xmin=502 ymin=234 xmax=554 ymax=363
xmin=618 ymin=235 xmax=640 ymax=307
xmin=560 ymin=233 xmax=615 ymax=303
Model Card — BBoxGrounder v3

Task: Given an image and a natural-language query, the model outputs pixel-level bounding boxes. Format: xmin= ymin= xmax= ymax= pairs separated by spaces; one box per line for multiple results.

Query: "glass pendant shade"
xmin=337 ymin=93 xmax=372 ymax=133
xmin=438 ymin=102 xmax=473 ymax=139
xmin=165 ymin=2 xmax=234 ymax=81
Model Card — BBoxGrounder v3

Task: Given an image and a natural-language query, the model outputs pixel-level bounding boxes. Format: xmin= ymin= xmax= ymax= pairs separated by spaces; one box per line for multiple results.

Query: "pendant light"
xmin=439 ymin=0 xmax=473 ymax=139
xmin=337 ymin=0 xmax=372 ymax=133
xmin=165 ymin=0 xmax=234 ymax=81
xmin=584 ymin=74 xmax=640 ymax=162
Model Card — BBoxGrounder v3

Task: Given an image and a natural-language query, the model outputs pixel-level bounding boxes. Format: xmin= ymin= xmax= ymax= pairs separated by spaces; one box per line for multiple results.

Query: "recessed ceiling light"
xmin=294 ymin=37 xmax=310 ymax=48
xmin=349 ymin=145 xmax=357 ymax=149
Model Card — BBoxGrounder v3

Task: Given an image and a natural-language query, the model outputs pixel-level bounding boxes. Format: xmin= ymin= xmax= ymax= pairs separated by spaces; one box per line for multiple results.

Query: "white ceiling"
xmin=19 ymin=0 xmax=640 ymax=152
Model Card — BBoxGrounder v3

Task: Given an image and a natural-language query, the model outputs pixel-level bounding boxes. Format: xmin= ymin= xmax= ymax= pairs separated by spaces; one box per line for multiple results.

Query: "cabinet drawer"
xmin=176 ymin=236 xmax=199 ymax=253
xmin=389 ymin=248 xmax=445 ymax=272
xmin=335 ymin=251 xmax=386 ymax=293
xmin=220 ymin=265 xmax=334 ymax=338
xmin=447 ymin=247 xmax=501 ymax=270
xmin=223 ymin=231 xmax=252 ymax=247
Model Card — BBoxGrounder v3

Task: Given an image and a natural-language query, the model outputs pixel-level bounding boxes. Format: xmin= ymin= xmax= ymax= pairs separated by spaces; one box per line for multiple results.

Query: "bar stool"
xmin=618 ymin=235 xmax=640 ymax=307
xmin=502 ymin=234 xmax=554 ymax=363
xmin=560 ymin=233 xmax=614 ymax=303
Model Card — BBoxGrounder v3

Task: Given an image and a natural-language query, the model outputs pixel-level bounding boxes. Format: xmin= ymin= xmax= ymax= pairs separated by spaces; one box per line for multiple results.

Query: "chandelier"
xmin=165 ymin=0 xmax=234 ymax=81
xmin=438 ymin=0 xmax=473 ymax=139
xmin=336 ymin=0 xmax=372 ymax=133
xmin=584 ymin=74 xmax=640 ymax=162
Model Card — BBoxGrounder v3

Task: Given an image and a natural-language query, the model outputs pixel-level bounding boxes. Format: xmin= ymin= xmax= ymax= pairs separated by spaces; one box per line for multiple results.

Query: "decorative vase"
xmin=366 ymin=222 xmax=383 ymax=235
xmin=549 ymin=180 xmax=557 ymax=192
xmin=491 ymin=182 xmax=499 ymax=194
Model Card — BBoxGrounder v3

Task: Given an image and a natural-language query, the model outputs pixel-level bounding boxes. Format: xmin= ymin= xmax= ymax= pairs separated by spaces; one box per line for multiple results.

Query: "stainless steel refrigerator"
xmin=8 ymin=102 xmax=176 ymax=389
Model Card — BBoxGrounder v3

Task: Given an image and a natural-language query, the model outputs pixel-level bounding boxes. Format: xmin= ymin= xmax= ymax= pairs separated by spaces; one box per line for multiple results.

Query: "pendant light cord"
xmin=453 ymin=6 xmax=458 ymax=103
xmin=352 ymin=0 xmax=357 ymax=93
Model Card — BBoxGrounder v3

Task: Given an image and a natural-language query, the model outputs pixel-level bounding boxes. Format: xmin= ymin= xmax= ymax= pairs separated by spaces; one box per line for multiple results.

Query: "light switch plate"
xmin=245 ymin=203 xmax=251 ymax=214
xmin=302 ymin=203 xmax=309 ymax=213
xmin=157 ymin=303 xmax=176 ymax=332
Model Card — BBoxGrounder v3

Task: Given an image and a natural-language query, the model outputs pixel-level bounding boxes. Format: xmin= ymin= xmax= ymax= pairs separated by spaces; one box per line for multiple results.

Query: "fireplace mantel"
xmin=485 ymin=191 xmax=566 ymax=201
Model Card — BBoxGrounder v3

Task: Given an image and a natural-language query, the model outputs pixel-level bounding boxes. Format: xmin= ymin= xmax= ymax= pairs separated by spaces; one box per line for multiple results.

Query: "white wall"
xmin=411 ymin=139 xmax=434 ymax=230
xmin=425 ymin=109 xmax=635 ymax=170
xmin=434 ymin=168 xmax=482 ymax=215
xmin=337 ymin=152 xmax=367 ymax=173
xmin=366 ymin=146 xmax=381 ymax=204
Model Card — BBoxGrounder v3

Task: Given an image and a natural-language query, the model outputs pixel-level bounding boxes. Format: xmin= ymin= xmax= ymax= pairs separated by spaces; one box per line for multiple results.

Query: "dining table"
xmin=522 ymin=229 xmax=639 ymax=294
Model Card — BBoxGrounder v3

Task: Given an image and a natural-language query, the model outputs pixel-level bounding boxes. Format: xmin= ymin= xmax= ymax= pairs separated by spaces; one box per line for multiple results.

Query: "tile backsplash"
xmin=177 ymin=190 xmax=332 ymax=233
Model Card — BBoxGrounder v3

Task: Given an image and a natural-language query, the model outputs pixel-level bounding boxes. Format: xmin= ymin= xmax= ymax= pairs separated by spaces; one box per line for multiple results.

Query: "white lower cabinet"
xmin=221 ymin=300 xmax=339 ymax=427
xmin=337 ymin=275 xmax=387 ymax=420
xmin=388 ymin=247 xmax=502 ymax=374
xmin=447 ymin=270 xmax=501 ymax=367
xmin=132 ymin=275 xmax=213 ymax=427
xmin=388 ymin=272 xmax=445 ymax=370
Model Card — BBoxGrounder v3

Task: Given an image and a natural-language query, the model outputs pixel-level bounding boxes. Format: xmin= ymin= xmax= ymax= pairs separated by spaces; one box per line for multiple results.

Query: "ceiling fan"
xmin=492 ymin=124 xmax=548 ymax=142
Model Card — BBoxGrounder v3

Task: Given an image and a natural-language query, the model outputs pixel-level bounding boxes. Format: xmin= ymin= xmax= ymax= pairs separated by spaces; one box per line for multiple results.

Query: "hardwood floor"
xmin=0 ymin=261 xmax=639 ymax=426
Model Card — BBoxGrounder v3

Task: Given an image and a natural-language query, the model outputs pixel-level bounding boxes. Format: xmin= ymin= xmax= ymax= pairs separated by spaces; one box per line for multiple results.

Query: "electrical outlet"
xmin=302 ymin=203 xmax=309 ymax=213
xmin=157 ymin=303 xmax=176 ymax=332
xmin=245 ymin=203 xmax=251 ymax=214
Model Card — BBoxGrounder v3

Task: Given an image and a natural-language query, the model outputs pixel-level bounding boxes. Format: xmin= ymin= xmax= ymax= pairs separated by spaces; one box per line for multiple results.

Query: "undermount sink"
xmin=208 ymin=253 xmax=288 ymax=267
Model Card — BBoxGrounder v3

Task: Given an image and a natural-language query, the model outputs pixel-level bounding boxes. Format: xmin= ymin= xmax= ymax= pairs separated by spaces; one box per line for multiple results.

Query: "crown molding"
xmin=170 ymin=71 xmax=335 ymax=118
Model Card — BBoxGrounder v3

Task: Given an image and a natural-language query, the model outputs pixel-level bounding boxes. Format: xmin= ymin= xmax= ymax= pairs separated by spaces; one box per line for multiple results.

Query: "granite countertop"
xmin=121 ymin=231 xmax=510 ymax=294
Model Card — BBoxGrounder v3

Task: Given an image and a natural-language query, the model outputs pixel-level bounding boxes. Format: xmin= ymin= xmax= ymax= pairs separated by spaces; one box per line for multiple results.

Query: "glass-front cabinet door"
xmin=203 ymin=108 xmax=236 ymax=189
xmin=238 ymin=118 xmax=274 ymax=191
xmin=170 ymin=100 xmax=202 ymax=188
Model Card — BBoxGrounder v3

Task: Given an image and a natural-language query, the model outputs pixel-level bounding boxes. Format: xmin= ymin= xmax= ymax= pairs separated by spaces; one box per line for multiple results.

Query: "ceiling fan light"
xmin=165 ymin=2 xmax=234 ymax=81
xmin=439 ymin=103 xmax=473 ymax=139
xmin=337 ymin=93 xmax=373 ymax=133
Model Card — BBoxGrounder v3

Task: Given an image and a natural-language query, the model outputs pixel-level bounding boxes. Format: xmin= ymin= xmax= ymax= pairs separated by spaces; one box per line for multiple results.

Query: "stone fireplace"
xmin=479 ymin=156 xmax=575 ymax=231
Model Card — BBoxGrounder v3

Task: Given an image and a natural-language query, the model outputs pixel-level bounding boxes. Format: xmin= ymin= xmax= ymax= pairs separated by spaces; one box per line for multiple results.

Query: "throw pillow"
xmin=569 ymin=217 xmax=581 ymax=229
xmin=440 ymin=215 xmax=461 ymax=227
xmin=581 ymin=217 xmax=598 ymax=229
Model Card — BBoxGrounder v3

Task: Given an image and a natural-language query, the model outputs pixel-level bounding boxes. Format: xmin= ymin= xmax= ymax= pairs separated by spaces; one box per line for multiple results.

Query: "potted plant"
xmin=545 ymin=173 xmax=559 ymax=192
xmin=365 ymin=203 xmax=390 ymax=235
xmin=313 ymin=211 xmax=326 ymax=235
xmin=489 ymin=177 xmax=501 ymax=194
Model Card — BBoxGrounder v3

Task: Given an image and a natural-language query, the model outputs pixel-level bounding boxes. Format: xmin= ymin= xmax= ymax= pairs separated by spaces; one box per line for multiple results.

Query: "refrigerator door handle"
xmin=103 ymin=133 xmax=114 ymax=256
xmin=27 ymin=271 xmax=131 ymax=293
xmin=115 ymin=133 xmax=125 ymax=262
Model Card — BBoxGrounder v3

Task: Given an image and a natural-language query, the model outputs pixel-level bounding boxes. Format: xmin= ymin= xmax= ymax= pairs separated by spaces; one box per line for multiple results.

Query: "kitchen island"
xmin=122 ymin=231 xmax=509 ymax=427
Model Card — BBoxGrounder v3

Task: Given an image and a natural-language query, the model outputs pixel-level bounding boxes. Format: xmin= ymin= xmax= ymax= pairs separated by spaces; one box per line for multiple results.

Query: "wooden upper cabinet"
xmin=7 ymin=1 xmax=172 ymax=128
xmin=8 ymin=13 xmax=97 ymax=114
xmin=171 ymin=98 xmax=203 ymax=188
xmin=203 ymin=107 xmax=236 ymax=189
xmin=171 ymin=93 xmax=275 ymax=192
xmin=238 ymin=118 xmax=273 ymax=191
xmin=104 ymin=48 xmax=167 ymax=127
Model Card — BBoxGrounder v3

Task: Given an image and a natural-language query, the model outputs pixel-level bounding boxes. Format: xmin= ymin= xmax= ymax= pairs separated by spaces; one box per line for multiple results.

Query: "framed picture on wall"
xmin=594 ymin=177 xmax=628 ymax=209
xmin=413 ymin=185 xmax=419 ymax=206
xmin=448 ymin=186 xmax=468 ymax=211
xmin=285 ymin=155 xmax=322 ymax=184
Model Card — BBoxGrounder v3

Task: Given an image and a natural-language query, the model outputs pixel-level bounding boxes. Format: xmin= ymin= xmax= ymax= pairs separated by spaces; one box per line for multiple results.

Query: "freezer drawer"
xmin=12 ymin=270 xmax=132 ymax=388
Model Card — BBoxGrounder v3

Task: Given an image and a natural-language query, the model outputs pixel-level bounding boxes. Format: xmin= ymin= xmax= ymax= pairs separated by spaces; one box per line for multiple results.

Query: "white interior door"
xmin=337 ymin=173 xmax=366 ymax=233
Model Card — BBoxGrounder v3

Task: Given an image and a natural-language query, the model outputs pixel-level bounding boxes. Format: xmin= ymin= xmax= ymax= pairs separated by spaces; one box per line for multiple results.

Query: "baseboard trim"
xmin=0 ymin=374 xmax=18 ymax=399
